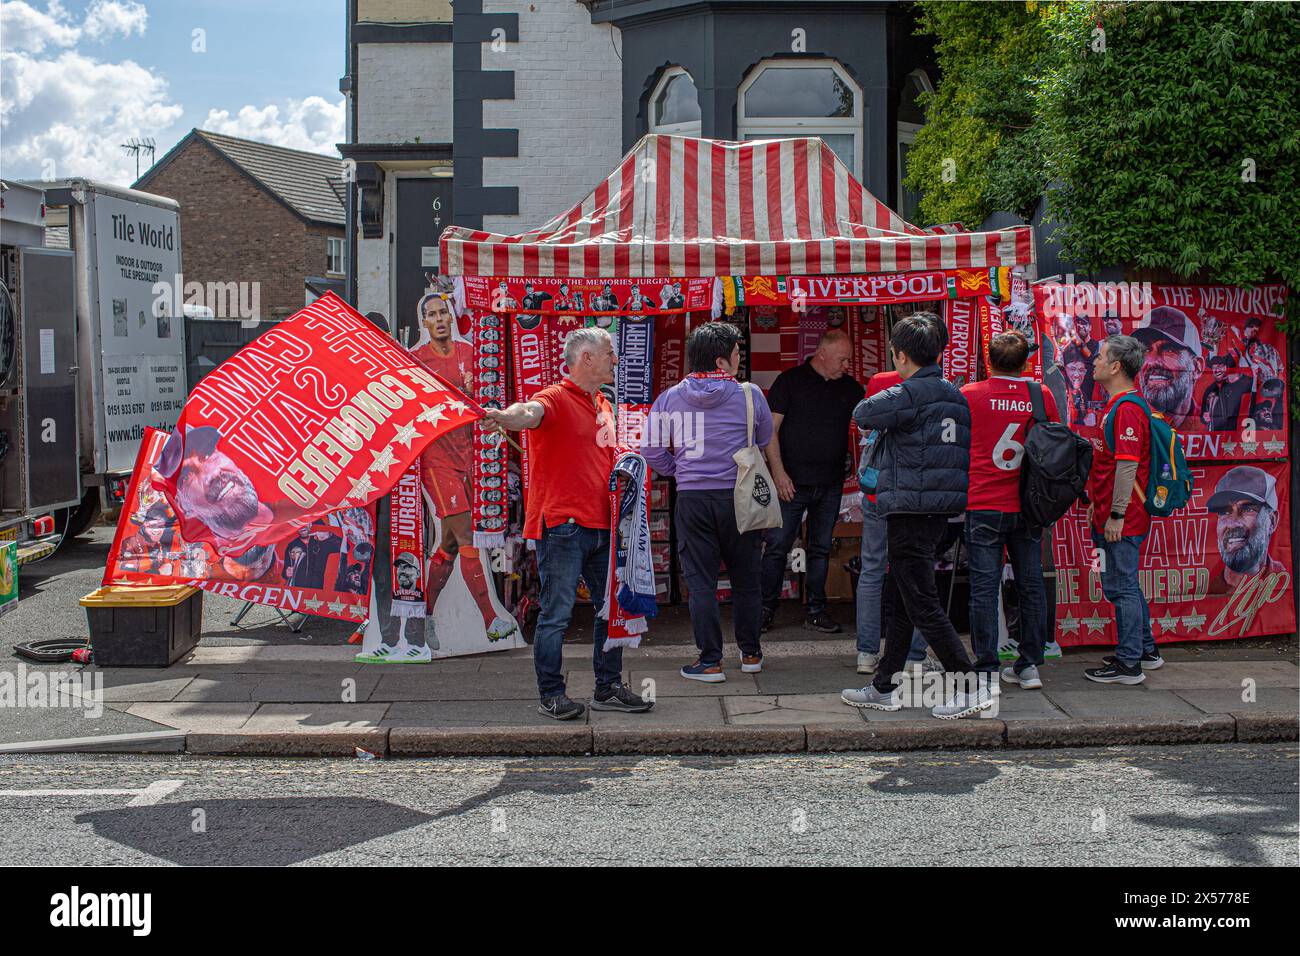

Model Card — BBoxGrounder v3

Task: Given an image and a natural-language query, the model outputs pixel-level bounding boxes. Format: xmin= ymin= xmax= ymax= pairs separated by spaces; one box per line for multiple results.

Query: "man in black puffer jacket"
xmin=841 ymin=312 xmax=994 ymax=720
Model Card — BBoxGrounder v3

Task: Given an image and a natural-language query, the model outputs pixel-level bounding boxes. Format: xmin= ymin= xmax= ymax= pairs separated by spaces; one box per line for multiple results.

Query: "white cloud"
xmin=82 ymin=0 xmax=148 ymax=41
xmin=0 ymin=0 xmax=80 ymax=53
xmin=1 ymin=49 xmax=183 ymax=183
xmin=0 ymin=0 xmax=147 ymax=53
xmin=200 ymin=96 xmax=345 ymax=156
xmin=0 ymin=1 xmax=177 ymax=184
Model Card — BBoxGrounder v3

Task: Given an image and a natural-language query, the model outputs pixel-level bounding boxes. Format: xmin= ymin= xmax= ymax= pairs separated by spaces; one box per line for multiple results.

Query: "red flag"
xmin=153 ymin=293 xmax=480 ymax=555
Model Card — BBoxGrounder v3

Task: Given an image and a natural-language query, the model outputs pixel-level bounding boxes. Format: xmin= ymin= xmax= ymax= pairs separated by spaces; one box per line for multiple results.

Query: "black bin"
xmin=81 ymin=586 xmax=203 ymax=667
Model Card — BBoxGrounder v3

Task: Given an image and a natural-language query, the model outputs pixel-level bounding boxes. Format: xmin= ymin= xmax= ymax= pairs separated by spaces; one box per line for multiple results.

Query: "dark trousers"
xmin=675 ymin=490 xmax=763 ymax=665
xmin=872 ymin=513 xmax=974 ymax=693
xmin=966 ymin=510 xmax=1048 ymax=673
xmin=533 ymin=522 xmax=622 ymax=699
xmin=760 ymin=481 xmax=842 ymax=615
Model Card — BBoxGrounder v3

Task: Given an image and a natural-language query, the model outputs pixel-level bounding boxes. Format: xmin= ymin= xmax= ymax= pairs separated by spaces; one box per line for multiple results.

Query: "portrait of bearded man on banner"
xmin=1207 ymin=466 xmax=1287 ymax=594
xmin=1133 ymin=306 xmax=1205 ymax=431
xmin=410 ymin=292 xmax=518 ymax=643
xmin=157 ymin=425 xmax=275 ymax=552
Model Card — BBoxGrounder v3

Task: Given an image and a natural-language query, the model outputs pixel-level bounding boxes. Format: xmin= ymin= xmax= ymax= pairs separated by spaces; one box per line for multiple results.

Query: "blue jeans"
xmin=966 ymin=510 xmax=1047 ymax=673
xmin=761 ymin=482 xmax=842 ymax=615
xmin=1092 ymin=531 xmax=1155 ymax=667
xmin=533 ymin=522 xmax=623 ymax=699
xmin=855 ymin=498 xmax=927 ymax=661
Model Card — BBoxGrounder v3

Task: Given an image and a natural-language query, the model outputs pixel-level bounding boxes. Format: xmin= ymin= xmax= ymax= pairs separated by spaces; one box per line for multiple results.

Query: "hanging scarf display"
xmin=977 ymin=295 xmax=1005 ymax=374
xmin=506 ymin=313 xmax=564 ymax=532
xmin=472 ymin=309 xmax=508 ymax=549
xmin=654 ymin=311 xmax=689 ymax=394
xmin=389 ymin=458 xmax=426 ymax=618
xmin=615 ymin=314 xmax=654 ymax=447
xmin=942 ymin=298 xmax=978 ymax=387
xmin=601 ymin=450 xmax=655 ymax=650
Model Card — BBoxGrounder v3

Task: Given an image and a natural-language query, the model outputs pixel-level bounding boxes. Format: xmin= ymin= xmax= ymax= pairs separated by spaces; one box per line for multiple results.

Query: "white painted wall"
xmin=357 ymin=173 xmax=396 ymax=317
xmin=357 ymin=43 xmax=453 ymax=144
xmin=479 ymin=1 xmax=624 ymax=233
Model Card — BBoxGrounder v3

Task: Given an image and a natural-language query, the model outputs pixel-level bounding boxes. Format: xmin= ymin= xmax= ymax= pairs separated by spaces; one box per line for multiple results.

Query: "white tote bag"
xmin=732 ymin=382 xmax=784 ymax=534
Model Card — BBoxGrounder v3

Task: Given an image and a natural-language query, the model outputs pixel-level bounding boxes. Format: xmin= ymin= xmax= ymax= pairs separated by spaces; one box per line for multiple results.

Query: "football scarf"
xmin=389 ymin=458 xmax=426 ymax=618
xmin=616 ymin=315 xmax=654 ymax=447
xmin=506 ymin=313 xmax=565 ymax=533
xmin=602 ymin=450 xmax=656 ymax=649
xmin=472 ymin=309 xmax=508 ymax=548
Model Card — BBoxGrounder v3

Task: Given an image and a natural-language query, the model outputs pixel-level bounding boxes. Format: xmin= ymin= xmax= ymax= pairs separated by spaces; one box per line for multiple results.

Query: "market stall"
xmin=437 ymin=133 xmax=1036 ymax=625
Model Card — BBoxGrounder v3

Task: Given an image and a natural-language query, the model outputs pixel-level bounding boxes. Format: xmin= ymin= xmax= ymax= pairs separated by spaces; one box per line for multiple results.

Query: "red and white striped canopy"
xmin=440 ymin=134 xmax=1034 ymax=278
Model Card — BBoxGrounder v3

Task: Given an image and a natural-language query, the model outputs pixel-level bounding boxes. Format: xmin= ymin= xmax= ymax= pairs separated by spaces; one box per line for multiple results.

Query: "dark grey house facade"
xmin=340 ymin=0 xmax=934 ymax=343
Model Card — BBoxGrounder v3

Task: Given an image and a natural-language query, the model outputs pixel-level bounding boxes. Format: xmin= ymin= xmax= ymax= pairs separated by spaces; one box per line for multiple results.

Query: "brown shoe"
xmin=741 ymin=654 xmax=763 ymax=673
xmin=681 ymin=660 xmax=726 ymax=683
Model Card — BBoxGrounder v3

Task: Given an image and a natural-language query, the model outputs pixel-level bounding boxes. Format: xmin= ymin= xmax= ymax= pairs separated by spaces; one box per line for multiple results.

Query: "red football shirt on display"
xmin=961 ymin=376 xmax=1059 ymax=513
xmin=1088 ymin=389 xmax=1151 ymax=537
xmin=524 ymin=378 xmax=616 ymax=539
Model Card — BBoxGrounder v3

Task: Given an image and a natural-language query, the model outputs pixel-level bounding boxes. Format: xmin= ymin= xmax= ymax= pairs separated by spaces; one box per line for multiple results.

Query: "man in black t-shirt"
xmin=759 ymin=330 xmax=865 ymax=634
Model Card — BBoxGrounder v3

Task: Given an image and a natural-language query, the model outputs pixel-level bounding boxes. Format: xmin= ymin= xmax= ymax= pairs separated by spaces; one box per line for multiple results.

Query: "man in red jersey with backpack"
xmin=961 ymin=331 xmax=1058 ymax=691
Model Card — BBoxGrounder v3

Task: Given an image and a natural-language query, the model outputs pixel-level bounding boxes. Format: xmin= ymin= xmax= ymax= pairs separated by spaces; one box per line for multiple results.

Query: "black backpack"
xmin=1019 ymin=381 xmax=1093 ymax=529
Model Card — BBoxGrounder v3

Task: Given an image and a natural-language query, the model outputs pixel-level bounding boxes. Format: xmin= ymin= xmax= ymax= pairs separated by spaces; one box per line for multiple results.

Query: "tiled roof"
xmin=150 ymin=130 xmax=346 ymax=226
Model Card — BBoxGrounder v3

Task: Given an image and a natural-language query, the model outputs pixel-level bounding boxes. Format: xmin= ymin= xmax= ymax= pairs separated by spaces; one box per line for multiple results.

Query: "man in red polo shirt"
xmin=1083 ymin=334 xmax=1162 ymax=685
xmin=961 ymin=330 xmax=1059 ymax=690
xmin=485 ymin=326 xmax=654 ymax=720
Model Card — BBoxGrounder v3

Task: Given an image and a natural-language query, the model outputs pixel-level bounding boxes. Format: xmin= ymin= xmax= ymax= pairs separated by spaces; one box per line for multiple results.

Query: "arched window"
xmin=649 ymin=67 xmax=701 ymax=136
xmin=897 ymin=69 xmax=933 ymax=223
xmin=738 ymin=59 xmax=862 ymax=177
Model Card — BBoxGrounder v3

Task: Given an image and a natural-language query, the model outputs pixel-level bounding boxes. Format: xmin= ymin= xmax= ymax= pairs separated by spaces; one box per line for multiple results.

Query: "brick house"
xmin=134 ymin=129 xmax=346 ymax=321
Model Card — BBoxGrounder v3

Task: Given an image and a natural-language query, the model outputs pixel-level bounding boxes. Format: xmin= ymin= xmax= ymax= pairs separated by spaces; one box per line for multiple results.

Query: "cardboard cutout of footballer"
xmin=359 ymin=286 xmax=523 ymax=658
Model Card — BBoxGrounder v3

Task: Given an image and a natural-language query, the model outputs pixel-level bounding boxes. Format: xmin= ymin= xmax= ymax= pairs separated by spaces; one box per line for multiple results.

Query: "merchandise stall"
xmin=439 ymin=133 xmax=1035 ymax=621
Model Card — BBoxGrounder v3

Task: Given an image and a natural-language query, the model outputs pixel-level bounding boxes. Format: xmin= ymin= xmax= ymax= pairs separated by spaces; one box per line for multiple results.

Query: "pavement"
xmin=1 ymin=527 xmax=1296 ymax=756
xmin=0 ymin=745 xmax=1294 ymax=865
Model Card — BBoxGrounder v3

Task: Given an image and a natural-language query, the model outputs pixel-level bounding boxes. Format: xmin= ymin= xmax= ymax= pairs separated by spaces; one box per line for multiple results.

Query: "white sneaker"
xmin=932 ymin=683 xmax=998 ymax=719
xmin=998 ymin=637 xmax=1021 ymax=662
xmin=396 ymin=644 xmax=432 ymax=663
xmin=841 ymin=685 xmax=902 ymax=711
xmin=486 ymin=615 xmax=518 ymax=642
xmin=1042 ymin=640 xmax=1062 ymax=660
xmin=856 ymin=651 xmax=879 ymax=674
xmin=1002 ymin=664 xmax=1043 ymax=690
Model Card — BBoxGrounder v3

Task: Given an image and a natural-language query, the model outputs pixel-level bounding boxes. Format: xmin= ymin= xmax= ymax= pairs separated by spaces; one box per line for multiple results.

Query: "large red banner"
xmin=1034 ymin=282 xmax=1289 ymax=459
xmin=106 ymin=429 xmax=373 ymax=623
xmin=153 ymin=293 xmax=479 ymax=555
xmin=1051 ymin=459 xmax=1294 ymax=645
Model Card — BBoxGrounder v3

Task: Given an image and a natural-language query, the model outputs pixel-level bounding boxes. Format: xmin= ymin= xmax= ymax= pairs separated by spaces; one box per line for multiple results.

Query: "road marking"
xmin=0 ymin=779 xmax=184 ymax=806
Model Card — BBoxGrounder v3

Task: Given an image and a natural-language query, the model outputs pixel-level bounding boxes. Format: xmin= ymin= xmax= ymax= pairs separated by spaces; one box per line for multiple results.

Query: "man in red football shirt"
xmin=411 ymin=293 xmax=515 ymax=642
xmin=961 ymin=331 xmax=1058 ymax=690
xmin=1083 ymin=335 xmax=1161 ymax=684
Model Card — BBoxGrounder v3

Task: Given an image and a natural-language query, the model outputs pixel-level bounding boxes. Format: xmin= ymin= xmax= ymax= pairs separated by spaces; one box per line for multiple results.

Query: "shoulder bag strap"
xmin=742 ymin=381 xmax=756 ymax=448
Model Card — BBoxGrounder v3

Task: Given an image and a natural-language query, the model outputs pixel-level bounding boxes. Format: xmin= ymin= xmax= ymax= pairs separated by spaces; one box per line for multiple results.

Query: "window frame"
xmin=648 ymin=66 xmax=702 ymax=137
xmin=326 ymin=236 xmax=344 ymax=277
xmin=737 ymin=58 xmax=863 ymax=179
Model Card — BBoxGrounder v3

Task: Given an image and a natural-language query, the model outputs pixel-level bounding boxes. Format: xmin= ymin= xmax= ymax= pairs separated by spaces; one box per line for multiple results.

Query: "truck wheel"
xmin=56 ymin=489 xmax=103 ymax=548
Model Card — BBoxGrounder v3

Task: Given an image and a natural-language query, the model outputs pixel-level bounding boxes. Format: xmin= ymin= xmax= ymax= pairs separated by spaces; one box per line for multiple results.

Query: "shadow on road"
xmin=74 ymin=797 xmax=432 ymax=865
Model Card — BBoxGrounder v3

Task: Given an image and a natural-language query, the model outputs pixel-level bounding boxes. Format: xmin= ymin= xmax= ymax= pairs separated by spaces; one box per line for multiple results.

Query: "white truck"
xmin=0 ymin=179 xmax=186 ymax=563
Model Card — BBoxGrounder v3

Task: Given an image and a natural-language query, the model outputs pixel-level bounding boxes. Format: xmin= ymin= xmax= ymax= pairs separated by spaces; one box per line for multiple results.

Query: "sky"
xmin=1 ymin=0 xmax=346 ymax=186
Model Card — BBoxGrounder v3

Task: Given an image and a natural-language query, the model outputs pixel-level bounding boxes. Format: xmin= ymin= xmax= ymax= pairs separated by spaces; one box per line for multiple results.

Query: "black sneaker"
xmin=803 ymin=611 xmax=842 ymax=634
xmin=1084 ymin=660 xmax=1145 ymax=685
xmin=591 ymin=682 xmax=654 ymax=713
xmin=761 ymin=607 xmax=776 ymax=633
xmin=1103 ymin=651 xmax=1165 ymax=670
xmin=538 ymin=694 xmax=586 ymax=720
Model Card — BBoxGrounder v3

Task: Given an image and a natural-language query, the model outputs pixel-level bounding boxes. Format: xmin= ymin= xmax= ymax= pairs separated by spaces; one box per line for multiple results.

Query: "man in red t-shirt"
xmin=1083 ymin=334 xmax=1161 ymax=685
xmin=961 ymin=331 xmax=1059 ymax=689
xmin=411 ymin=293 xmax=516 ymax=642
xmin=485 ymin=326 xmax=652 ymax=721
